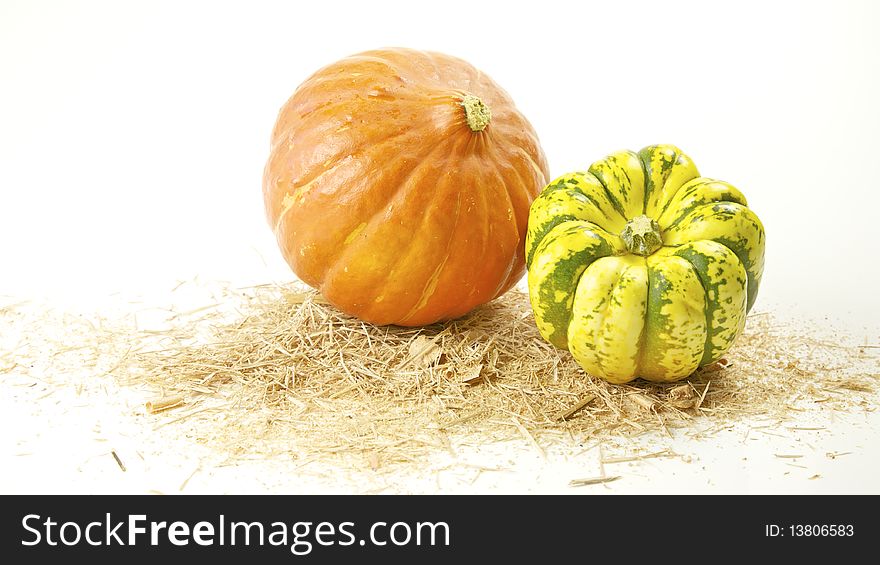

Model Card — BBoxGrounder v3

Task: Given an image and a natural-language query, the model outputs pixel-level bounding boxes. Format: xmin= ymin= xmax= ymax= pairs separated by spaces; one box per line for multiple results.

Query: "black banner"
xmin=1 ymin=495 xmax=872 ymax=561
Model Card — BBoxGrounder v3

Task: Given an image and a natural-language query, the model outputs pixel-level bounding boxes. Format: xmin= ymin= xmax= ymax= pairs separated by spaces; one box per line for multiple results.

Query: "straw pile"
xmin=116 ymin=282 xmax=878 ymax=467
xmin=3 ymin=281 xmax=877 ymax=475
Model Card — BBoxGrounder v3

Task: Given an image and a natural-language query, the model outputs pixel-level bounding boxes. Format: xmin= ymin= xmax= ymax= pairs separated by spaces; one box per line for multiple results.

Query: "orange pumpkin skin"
xmin=263 ymin=48 xmax=549 ymax=326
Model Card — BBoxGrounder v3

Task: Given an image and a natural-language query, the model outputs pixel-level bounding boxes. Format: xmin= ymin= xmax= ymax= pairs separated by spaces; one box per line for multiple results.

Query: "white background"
xmin=2 ymin=0 xmax=879 ymax=494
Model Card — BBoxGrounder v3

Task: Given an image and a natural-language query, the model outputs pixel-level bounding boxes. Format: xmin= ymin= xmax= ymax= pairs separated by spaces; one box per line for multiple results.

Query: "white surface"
xmin=2 ymin=0 xmax=879 ymax=494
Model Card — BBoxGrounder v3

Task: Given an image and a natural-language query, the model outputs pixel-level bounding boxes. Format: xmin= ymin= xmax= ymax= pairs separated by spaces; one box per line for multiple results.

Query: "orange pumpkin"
xmin=263 ymin=48 xmax=549 ymax=326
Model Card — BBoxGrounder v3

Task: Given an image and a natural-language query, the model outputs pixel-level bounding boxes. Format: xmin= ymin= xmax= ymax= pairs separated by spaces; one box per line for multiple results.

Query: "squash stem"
xmin=620 ymin=215 xmax=663 ymax=256
xmin=461 ymin=94 xmax=491 ymax=132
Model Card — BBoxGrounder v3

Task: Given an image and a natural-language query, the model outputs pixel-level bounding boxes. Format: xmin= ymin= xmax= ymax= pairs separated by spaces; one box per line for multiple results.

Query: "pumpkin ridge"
xmin=352 ymin=116 xmax=461 ymax=202
xmin=464 ymin=132 xmax=493 ymax=306
xmin=274 ymin=53 xmax=463 ymax=148
xmin=483 ymin=109 xmax=546 ymax=158
xmin=271 ymin=158 xmax=352 ymax=235
xmin=275 ymin=123 xmax=438 ymax=276
xmin=398 ymin=190 xmax=463 ymax=324
xmin=336 ymin=53 xmax=411 ymax=84
xmin=272 ymin=92 xmax=370 ymax=147
xmin=308 ymin=132 xmax=459 ymax=289
xmin=483 ymin=130 xmax=523 ymax=298
xmin=354 ymin=49 xmax=445 ymax=90
xmin=515 ymin=145 xmax=550 ymax=186
xmin=268 ymin=118 xmax=402 ymax=196
xmin=272 ymin=95 xmax=442 ymax=167
xmin=501 ymin=131 xmax=548 ymax=288
xmin=493 ymin=141 xmax=535 ymax=212
xmin=356 ymin=106 xmax=447 ymax=146
xmin=350 ymin=49 xmax=476 ymax=96
xmin=422 ymin=50 xmax=491 ymax=96
xmin=418 ymin=49 xmax=446 ymax=85
xmin=394 ymin=136 xmax=471 ymax=324
xmin=496 ymin=142 xmax=548 ymax=290
xmin=320 ymin=132 xmax=462 ymax=308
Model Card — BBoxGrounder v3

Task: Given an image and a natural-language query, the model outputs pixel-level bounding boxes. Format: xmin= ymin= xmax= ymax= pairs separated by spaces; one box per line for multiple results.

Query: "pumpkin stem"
xmin=461 ymin=94 xmax=491 ymax=132
xmin=620 ymin=215 xmax=663 ymax=256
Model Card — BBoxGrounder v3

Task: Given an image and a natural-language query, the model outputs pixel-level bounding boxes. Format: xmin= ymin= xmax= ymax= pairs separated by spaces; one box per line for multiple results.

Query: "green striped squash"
xmin=526 ymin=144 xmax=765 ymax=383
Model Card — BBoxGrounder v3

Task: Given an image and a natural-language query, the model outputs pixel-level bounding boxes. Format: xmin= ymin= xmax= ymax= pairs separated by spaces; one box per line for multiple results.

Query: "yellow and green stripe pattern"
xmin=526 ymin=144 xmax=765 ymax=383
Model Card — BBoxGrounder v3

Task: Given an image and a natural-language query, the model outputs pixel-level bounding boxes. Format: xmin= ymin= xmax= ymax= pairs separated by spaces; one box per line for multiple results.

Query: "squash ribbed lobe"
xmin=526 ymin=145 xmax=765 ymax=383
xmin=263 ymin=48 xmax=549 ymax=326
